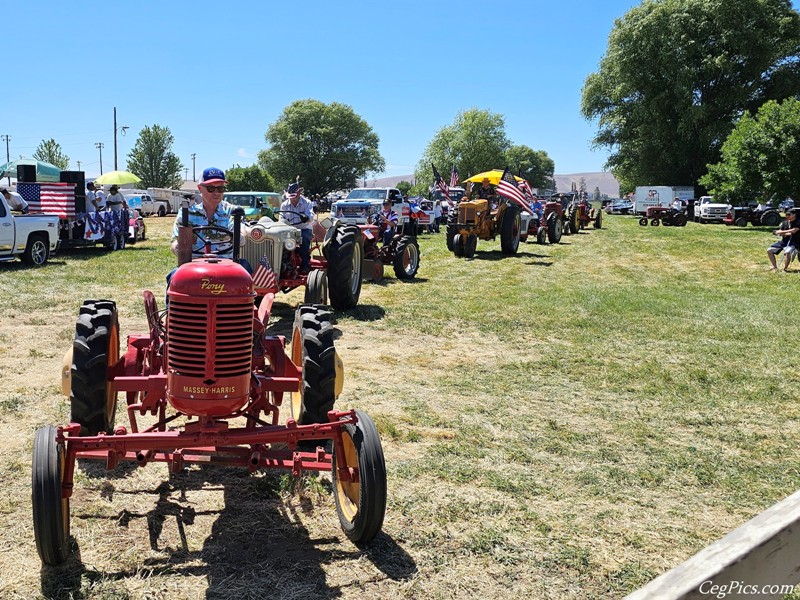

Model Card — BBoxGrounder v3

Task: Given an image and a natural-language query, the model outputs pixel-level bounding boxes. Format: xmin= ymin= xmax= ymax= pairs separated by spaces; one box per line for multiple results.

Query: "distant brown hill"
xmin=367 ymin=172 xmax=621 ymax=198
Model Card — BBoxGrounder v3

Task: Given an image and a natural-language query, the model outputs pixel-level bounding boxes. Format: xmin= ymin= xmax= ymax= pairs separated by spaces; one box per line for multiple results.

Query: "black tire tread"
xmin=294 ymin=306 xmax=337 ymax=425
xmin=393 ymin=236 xmax=420 ymax=280
xmin=500 ymin=205 xmax=521 ymax=254
xmin=32 ymin=425 xmax=69 ymax=565
xmin=327 ymin=224 xmax=362 ymax=310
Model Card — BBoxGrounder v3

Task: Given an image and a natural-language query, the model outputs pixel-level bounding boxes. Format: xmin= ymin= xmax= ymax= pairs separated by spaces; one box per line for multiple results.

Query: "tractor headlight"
xmin=284 ymin=238 xmax=297 ymax=251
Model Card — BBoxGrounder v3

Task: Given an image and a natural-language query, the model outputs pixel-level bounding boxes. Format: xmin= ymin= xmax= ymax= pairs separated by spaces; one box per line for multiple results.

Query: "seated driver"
xmin=169 ymin=167 xmax=251 ymax=270
xmin=278 ymin=182 xmax=314 ymax=275
xmin=378 ymin=200 xmax=399 ymax=245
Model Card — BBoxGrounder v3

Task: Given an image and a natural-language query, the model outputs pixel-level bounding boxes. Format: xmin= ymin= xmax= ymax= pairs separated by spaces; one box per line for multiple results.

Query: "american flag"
xmin=17 ymin=182 xmax=75 ymax=218
xmin=518 ymin=177 xmax=534 ymax=201
xmin=450 ymin=165 xmax=459 ymax=188
xmin=252 ymin=255 xmax=279 ymax=291
xmin=496 ymin=167 xmax=533 ymax=214
xmin=431 ymin=164 xmax=452 ymax=206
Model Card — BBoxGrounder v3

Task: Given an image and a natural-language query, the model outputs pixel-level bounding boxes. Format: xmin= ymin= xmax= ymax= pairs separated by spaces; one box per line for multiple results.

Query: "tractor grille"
xmin=167 ymin=300 xmax=253 ymax=378
xmin=240 ymin=237 xmax=276 ymax=275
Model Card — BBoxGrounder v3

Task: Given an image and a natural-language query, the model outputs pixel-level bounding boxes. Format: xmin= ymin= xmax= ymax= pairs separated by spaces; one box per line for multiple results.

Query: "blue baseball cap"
xmin=201 ymin=167 xmax=227 ymax=185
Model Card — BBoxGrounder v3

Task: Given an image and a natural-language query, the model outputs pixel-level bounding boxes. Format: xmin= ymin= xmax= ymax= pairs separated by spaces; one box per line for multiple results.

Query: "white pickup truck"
xmin=0 ymin=196 xmax=60 ymax=265
xmin=694 ymin=195 xmax=729 ymax=223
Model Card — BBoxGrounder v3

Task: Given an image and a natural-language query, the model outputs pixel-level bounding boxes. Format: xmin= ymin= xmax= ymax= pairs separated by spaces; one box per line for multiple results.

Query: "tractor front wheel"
xmin=327 ymin=224 xmax=363 ymax=310
xmin=453 ymin=233 xmax=465 ymax=257
xmin=464 ymin=234 xmax=478 ymax=259
xmin=32 ymin=425 xmax=70 ymax=565
xmin=333 ymin=410 xmax=387 ymax=544
xmin=594 ymin=211 xmax=603 ymax=229
xmin=536 ymin=226 xmax=547 ymax=244
xmin=445 ymin=213 xmax=458 ymax=251
xmin=734 ymin=217 xmax=749 ymax=228
xmin=70 ymin=300 xmax=119 ymax=435
xmin=500 ymin=205 xmax=521 ymax=254
xmin=639 ymin=217 xmax=648 ymax=226
xmin=290 ymin=305 xmax=337 ymax=425
xmin=304 ymin=269 xmax=329 ymax=305
xmin=393 ymin=236 xmax=420 ymax=280
xmin=569 ymin=209 xmax=580 ymax=234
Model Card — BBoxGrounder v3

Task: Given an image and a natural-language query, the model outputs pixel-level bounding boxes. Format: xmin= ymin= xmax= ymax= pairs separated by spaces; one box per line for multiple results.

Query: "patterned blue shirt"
xmin=172 ymin=200 xmax=237 ymax=258
xmin=279 ymin=196 xmax=314 ymax=230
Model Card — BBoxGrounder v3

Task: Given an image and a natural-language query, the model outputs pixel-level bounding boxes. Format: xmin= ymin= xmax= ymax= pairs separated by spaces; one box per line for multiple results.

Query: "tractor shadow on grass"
xmin=475 ymin=249 xmax=554 ymax=262
xmin=41 ymin=466 xmax=415 ymax=599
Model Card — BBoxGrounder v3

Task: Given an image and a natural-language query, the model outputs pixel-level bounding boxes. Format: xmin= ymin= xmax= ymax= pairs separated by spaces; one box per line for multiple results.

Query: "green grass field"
xmin=0 ymin=214 xmax=798 ymax=599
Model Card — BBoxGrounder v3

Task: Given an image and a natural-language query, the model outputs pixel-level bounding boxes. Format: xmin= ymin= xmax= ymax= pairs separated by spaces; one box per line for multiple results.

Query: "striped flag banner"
xmin=431 ymin=164 xmax=452 ymax=206
xmin=450 ymin=165 xmax=459 ymax=188
xmin=496 ymin=168 xmax=534 ymax=215
xmin=17 ymin=182 xmax=75 ymax=218
xmin=252 ymin=255 xmax=279 ymax=291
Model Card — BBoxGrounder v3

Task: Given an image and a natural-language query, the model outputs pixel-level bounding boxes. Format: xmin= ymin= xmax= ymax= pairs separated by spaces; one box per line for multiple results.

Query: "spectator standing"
xmin=86 ymin=182 xmax=99 ymax=211
xmin=95 ymin=185 xmax=107 ymax=210
xmin=433 ymin=199 xmax=442 ymax=233
xmin=767 ymin=208 xmax=800 ymax=272
xmin=106 ymin=185 xmax=129 ymax=213
xmin=278 ymin=182 xmax=314 ymax=274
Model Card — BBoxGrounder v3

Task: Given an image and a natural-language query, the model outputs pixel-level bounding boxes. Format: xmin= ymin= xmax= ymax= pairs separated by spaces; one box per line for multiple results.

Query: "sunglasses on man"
xmin=203 ymin=185 xmax=226 ymax=193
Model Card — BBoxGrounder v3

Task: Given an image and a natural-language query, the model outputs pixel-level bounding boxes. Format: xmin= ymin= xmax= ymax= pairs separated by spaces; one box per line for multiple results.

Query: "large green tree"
xmin=225 ymin=164 xmax=276 ymax=192
xmin=414 ymin=108 xmax=511 ymax=193
xmin=581 ymin=0 xmax=800 ymax=191
xmin=126 ymin=125 xmax=183 ymax=189
xmin=701 ymin=98 xmax=800 ymax=204
xmin=33 ymin=138 xmax=69 ymax=170
xmin=258 ymin=100 xmax=384 ymax=196
xmin=505 ymin=145 xmax=555 ymax=190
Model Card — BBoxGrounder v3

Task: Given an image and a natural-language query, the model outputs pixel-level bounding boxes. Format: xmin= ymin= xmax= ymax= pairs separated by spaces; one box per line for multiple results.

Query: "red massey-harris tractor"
xmin=32 ymin=211 xmax=387 ymax=566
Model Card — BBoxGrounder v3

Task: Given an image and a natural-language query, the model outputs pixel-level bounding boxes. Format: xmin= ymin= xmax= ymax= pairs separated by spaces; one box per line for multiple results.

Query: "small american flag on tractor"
xmin=252 ymin=255 xmax=279 ymax=291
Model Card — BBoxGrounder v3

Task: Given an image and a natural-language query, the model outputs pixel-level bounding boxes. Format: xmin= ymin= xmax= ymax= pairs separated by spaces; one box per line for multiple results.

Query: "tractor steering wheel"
xmin=192 ymin=225 xmax=235 ymax=256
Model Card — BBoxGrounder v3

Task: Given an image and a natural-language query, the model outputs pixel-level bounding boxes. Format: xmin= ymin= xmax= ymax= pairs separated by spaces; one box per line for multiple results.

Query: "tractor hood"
xmin=169 ymin=258 xmax=253 ymax=298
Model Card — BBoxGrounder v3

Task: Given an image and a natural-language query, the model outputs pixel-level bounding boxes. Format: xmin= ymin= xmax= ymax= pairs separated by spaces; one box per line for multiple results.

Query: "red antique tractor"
xmin=573 ymin=196 xmax=603 ymax=230
xmin=638 ymin=205 xmax=688 ymax=227
xmin=33 ymin=212 xmax=387 ymax=565
xmin=360 ymin=213 xmax=421 ymax=281
xmin=536 ymin=197 xmax=565 ymax=244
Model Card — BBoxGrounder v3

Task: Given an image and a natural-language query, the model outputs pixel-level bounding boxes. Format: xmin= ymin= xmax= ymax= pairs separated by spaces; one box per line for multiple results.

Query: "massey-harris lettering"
xmin=200 ymin=278 xmax=226 ymax=294
xmin=182 ymin=385 xmax=237 ymax=395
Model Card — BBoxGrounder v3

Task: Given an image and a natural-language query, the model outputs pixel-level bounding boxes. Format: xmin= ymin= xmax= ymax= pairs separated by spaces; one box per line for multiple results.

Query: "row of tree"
xmin=29 ymin=102 xmax=554 ymax=198
xmin=581 ymin=0 xmax=800 ymax=202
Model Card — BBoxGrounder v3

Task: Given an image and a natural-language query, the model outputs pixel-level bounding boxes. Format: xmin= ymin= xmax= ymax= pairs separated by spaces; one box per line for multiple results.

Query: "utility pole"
xmin=76 ymin=161 xmax=82 ymax=171
xmin=1 ymin=134 xmax=9 ymax=185
xmin=184 ymin=168 xmax=189 ymax=181
xmin=95 ymin=142 xmax=104 ymax=175
xmin=191 ymin=153 xmax=196 ymax=181
xmin=112 ymin=107 xmax=129 ymax=172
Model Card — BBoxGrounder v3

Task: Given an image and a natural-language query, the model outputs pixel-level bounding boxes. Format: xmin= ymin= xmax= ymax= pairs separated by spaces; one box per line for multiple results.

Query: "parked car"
xmin=606 ymin=199 xmax=634 ymax=215
xmin=127 ymin=209 xmax=146 ymax=244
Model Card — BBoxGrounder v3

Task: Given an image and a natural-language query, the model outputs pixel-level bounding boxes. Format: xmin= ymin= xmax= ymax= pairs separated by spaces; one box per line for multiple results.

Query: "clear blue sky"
xmin=5 ymin=0 xmax=650 ymax=181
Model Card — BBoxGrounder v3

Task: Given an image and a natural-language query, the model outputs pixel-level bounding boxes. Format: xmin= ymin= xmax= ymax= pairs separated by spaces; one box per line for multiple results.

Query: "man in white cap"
xmin=278 ymin=181 xmax=314 ymax=274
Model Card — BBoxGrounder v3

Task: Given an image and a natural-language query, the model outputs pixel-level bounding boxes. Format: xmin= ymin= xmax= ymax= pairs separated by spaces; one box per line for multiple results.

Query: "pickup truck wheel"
xmin=157 ymin=206 xmax=166 ymax=217
xmin=22 ymin=234 xmax=49 ymax=266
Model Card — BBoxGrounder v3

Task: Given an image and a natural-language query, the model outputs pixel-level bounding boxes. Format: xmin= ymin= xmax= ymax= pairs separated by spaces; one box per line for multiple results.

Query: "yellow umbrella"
xmin=463 ymin=169 xmax=524 ymax=185
xmin=94 ymin=170 xmax=141 ymax=185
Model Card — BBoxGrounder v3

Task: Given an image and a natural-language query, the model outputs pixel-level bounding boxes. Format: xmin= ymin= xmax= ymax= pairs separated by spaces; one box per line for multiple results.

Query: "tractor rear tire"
xmin=761 ymin=211 xmax=781 ymax=227
xmin=333 ymin=410 xmax=387 ymax=544
xmin=500 ymin=205 xmax=521 ymax=254
xmin=734 ymin=217 xmax=749 ymax=228
xmin=536 ymin=226 xmax=547 ymax=244
xmin=393 ymin=236 xmax=420 ymax=279
xmin=547 ymin=215 xmax=563 ymax=244
xmin=70 ymin=300 xmax=119 ymax=436
xmin=290 ymin=305 xmax=337 ymax=425
xmin=672 ymin=213 xmax=688 ymax=227
xmin=445 ymin=213 xmax=458 ymax=251
xmin=21 ymin=234 xmax=49 ymax=266
xmin=651 ymin=219 xmax=660 ymax=226
xmin=464 ymin=233 xmax=478 ymax=259
xmin=594 ymin=211 xmax=603 ymax=229
xmin=32 ymin=425 xmax=70 ymax=566
xmin=453 ymin=233 xmax=465 ymax=257
xmin=327 ymin=224 xmax=363 ymax=310
xmin=304 ymin=269 xmax=329 ymax=305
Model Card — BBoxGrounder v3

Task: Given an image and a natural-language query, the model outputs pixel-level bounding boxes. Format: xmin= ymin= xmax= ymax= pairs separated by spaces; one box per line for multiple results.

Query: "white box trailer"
xmin=147 ymin=187 xmax=194 ymax=215
xmin=634 ymin=186 xmax=695 ymax=214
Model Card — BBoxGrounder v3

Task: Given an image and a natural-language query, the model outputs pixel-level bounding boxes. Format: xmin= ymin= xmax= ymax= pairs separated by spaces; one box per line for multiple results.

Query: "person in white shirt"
xmin=95 ymin=186 xmax=107 ymax=210
xmin=1 ymin=188 xmax=29 ymax=213
xmin=278 ymin=182 xmax=314 ymax=273
xmin=106 ymin=185 xmax=129 ymax=213
xmin=87 ymin=182 xmax=102 ymax=211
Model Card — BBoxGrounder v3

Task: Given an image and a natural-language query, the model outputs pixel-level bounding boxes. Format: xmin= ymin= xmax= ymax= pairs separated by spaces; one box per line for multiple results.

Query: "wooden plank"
xmin=626 ymin=489 xmax=800 ymax=599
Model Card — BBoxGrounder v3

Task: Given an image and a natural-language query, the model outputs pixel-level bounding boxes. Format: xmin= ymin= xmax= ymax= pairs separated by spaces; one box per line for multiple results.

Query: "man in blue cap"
xmin=170 ymin=167 xmax=249 ymax=264
xmin=278 ymin=180 xmax=314 ymax=274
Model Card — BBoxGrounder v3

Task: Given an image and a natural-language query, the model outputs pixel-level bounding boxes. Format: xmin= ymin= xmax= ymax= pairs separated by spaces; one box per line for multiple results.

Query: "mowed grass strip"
xmin=0 ymin=214 xmax=798 ymax=599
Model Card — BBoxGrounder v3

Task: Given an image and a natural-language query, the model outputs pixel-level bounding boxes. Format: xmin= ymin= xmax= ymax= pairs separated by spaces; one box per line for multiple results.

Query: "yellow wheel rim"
xmin=290 ymin=324 xmax=303 ymax=419
xmin=335 ymin=431 xmax=360 ymax=522
xmin=105 ymin=320 xmax=120 ymax=424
